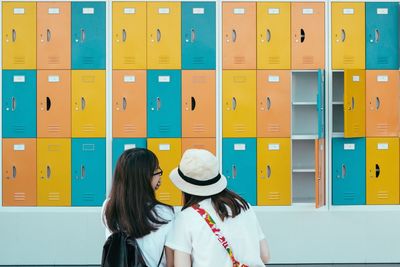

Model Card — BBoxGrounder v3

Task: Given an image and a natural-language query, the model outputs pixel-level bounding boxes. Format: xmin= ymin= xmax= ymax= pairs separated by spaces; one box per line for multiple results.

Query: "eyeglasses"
xmin=153 ymin=168 xmax=163 ymax=176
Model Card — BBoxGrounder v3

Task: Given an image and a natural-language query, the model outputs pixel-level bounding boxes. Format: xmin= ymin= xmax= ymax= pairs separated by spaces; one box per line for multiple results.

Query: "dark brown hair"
xmin=182 ymin=189 xmax=249 ymax=221
xmin=103 ymin=148 xmax=173 ymax=238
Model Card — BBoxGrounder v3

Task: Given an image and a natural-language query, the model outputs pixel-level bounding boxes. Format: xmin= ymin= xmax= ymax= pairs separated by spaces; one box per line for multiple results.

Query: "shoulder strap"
xmin=191 ymin=204 xmax=249 ymax=267
xmin=156 ymin=247 xmax=164 ymax=267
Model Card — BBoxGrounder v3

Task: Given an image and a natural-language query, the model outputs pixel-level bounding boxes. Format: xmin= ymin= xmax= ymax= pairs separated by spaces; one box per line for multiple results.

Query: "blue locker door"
xmin=181 ymin=2 xmax=216 ymax=70
xmin=112 ymin=138 xmax=147 ymax=174
xmin=222 ymin=138 xmax=256 ymax=205
xmin=71 ymin=2 xmax=106 ymax=69
xmin=332 ymin=138 xmax=366 ymax=205
xmin=2 ymin=70 xmax=36 ymax=138
xmin=317 ymin=69 xmax=325 ymax=139
xmin=366 ymin=3 xmax=399 ymax=69
xmin=72 ymin=138 xmax=106 ymax=206
xmin=147 ymin=70 xmax=181 ymax=138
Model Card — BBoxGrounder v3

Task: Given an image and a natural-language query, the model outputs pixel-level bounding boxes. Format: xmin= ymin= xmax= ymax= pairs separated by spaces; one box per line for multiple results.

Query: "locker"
xmin=37 ymin=70 xmax=71 ymax=138
xmin=291 ymin=3 xmax=325 ymax=70
xmin=317 ymin=69 xmax=325 ymax=139
xmin=112 ymin=2 xmax=146 ymax=69
xmin=2 ymin=139 xmax=36 ymax=206
xmin=181 ymin=138 xmax=216 ymax=155
xmin=222 ymin=138 xmax=256 ymax=205
xmin=366 ymin=138 xmax=399 ymax=205
xmin=2 ymin=70 xmax=37 ymax=138
xmin=37 ymin=2 xmax=71 ymax=69
xmin=222 ymin=2 xmax=256 ymax=69
xmin=257 ymin=2 xmax=291 ymax=70
xmin=315 ymin=138 xmax=326 ymax=208
xmin=257 ymin=70 xmax=290 ymax=137
xmin=148 ymin=138 xmax=182 ymax=206
xmin=344 ymin=70 xmax=366 ymax=138
xmin=366 ymin=2 xmax=399 ymax=70
xmin=257 ymin=138 xmax=291 ymax=206
xmin=113 ymin=70 xmax=146 ymax=138
xmin=332 ymin=138 xmax=366 ymax=205
xmin=37 ymin=138 xmax=71 ymax=206
xmin=72 ymin=70 xmax=106 ymax=137
xmin=72 ymin=138 xmax=106 ymax=206
xmin=366 ymin=71 xmax=399 ymax=137
xmin=182 ymin=70 xmax=215 ymax=138
xmin=147 ymin=70 xmax=181 ymax=138
xmin=112 ymin=138 xmax=147 ymax=175
xmin=2 ymin=2 xmax=36 ymax=69
xmin=147 ymin=2 xmax=181 ymax=69
xmin=331 ymin=3 xmax=365 ymax=69
xmin=71 ymin=2 xmax=106 ymax=70
xmin=181 ymin=2 xmax=216 ymax=70
xmin=223 ymin=70 xmax=256 ymax=137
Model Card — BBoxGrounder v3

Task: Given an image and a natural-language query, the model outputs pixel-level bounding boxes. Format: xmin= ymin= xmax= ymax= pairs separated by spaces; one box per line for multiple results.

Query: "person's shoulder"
xmin=154 ymin=204 xmax=175 ymax=221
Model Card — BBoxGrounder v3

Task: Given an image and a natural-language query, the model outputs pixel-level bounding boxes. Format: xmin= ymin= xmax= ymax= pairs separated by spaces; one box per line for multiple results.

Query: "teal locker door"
xmin=71 ymin=2 xmax=106 ymax=69
xmin=147 ymin=70 xmax=181 ymax=138
xmin=332 ymin=138 xmax=366 ymax=205
xmin=317 ymin=69 xmax=325 ymax=138
xmin=366 ymin=3 xmax=399 ymax=69
xmin=222 ymin=138 xmax=256 ymax=205
xmin=2 ymin=70 xmax=36 ymax=138
xmin=181 ymin=2 xmax=216 ymax=70
xmin=112 ymin=138 xmax=147 ymax=174
xmin=72 ymin=138 xmax=106 ymax=206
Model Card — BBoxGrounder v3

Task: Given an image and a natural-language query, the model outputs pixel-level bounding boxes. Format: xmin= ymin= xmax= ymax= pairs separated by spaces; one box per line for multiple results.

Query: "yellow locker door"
xmin=147 ymin=2 xmax=181 ymax=69
xmin=257 ymin=3 xmax=291 ymax=69
xmin=257 ymin=138 xmax=291 ymax=206
xmin=148 ymin=138 xmax=182 ymax=206
xmin=223 ymin=70 xmax=256 ymax=137
xmin=3 ymin=2 xmax=36 ymax=69
xmin=331 ymin=3 xmax=365 ymax=69
xmin=112 ymin=2 xmax=146 ymax=69
xmin=344 ymin=70 xmax=366 ymax=137
xmin=37 ymin=138 xmax=71 ymax=206
xmin=72 ymin=70 xmax=106 ymax=137
xmin=366 ymin=138 xmax=399 ymax=205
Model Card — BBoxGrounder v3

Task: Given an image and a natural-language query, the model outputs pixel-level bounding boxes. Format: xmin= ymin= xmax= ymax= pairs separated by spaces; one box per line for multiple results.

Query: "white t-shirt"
xmin=165 ymin=198 xmax=265 ymax=267
xmin=101 ymin=199 xmax=174 ymax=267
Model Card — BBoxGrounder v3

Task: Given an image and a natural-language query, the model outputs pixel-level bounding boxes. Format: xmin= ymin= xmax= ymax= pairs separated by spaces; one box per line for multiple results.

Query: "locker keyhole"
xmin=11 ymin=97 xmax=16 ymax=111
xmin=12 ymin=166 xmax=17 ymax=179
xmin=191 ymin=97 xmax=196 ymax=111
xmin=122 ymin=97 xmax=127 ymax=111
xmin=232 ymin=97 xmax=237 ymax=111
xmin=46 ymin=165 xmax=51 ymax=179
xmin=375 ymin=97 xmax=380 ymax=110
xmin=156 ymin=29 xmax=161 ymax=42
xmin=191 ymin=28 xmax=196 ymax=43
xmin=81 ymin=165 xmax=86 ymax=179
xmin=122 ymin=29 xmax=127 ymax=42
xmin=266 ymin=165 xmax=271 ymax=179
xmin=47 ymin=29 xmax=51 ymax=42
xmin=232 ymin=29 xmax=237 ymax=43
xmin=300 ymin=29 xmax=305 ymax=43
xmin=81 ymin=97 xmax=86 ymax=111
xmin=46 ymin=97 xmax=51 ymax=111
xmin=12 ymin=29 xmax=16 ymax=42
xmin=266 ymin=29 xmax=271 ymax=42
xmin=266 ymin=97 xmax=271 ymax=111
xmin=375 ymin=164 xmax=380 ymax=178
xmin=156 ymin=97 xmax=161 ymax=111
xmin=341 ymin=164 xmax=346 ymax=178
xmin=232 ymin=164 xmax=237 ymax=179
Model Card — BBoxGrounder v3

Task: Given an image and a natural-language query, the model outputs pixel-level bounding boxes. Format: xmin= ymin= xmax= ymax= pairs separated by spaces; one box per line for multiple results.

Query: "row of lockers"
xmin=4 ymin=2 xmax=399 ymax=71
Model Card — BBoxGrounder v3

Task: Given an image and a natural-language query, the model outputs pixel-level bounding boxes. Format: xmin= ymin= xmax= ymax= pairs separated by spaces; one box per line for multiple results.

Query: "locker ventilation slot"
xmin=192 ymin=124 xmax=206 ymax=132
xmin=343 ymin=192 xmax=355 ymax=200
xmin=158 ymin=56 xmax=170 ymax=65
xmin=159 ymin=125 xmax=170 ymax=132
xmin=234 ymin=124 xmax=246 ymax=133
xmin=192 ymin=57 xmax=205 ymax=65
xmin=82 ymin=194 xmax=95 ymax=202
xmin=48 ymin=192 xmax=60 ymax=201
xmin=13 ymin=192 xmax=26 ymax=201
xmin=124 ymin=57 xmax=136 ymax=65
xmin=302 ymin=56 xmax=314 ymax=65
xmin=268 ymin=57 xmax=280 ymax=65
xmin=83 ymin=57 xmax=94 ymax=65
xmin=48 ymin=125 xmax=61 ymax=133
xmin=13 ymin=57 xmax=25 ymax=65
xmin=267 ymin=192 xmax=281 ymax=200
xmin=377 ymin=57 xmax=388 ymax=65
xmin=14 ymin=125 xmax=25 ymax=133
xmin=377 ymin=191 xmax=389 ymax=199
xmin=267 ymin=124 xmax=280 ymax=133
xmin=234 ymin=56 xmax=245 ymax=65
xmin=82 ymin=124 xmax=95 ymax=133
xmin=48 ymin=56 xmax=60 ymax=64
xmin=376 ymin=124 xmax=390 ymax=135
xmin=343 ymin=56 xmax=354 ymax=64
xmin=158 ymin=192 xmax=171 ymax=201
xmin=124 ymin=124 xmax=137 ymax=133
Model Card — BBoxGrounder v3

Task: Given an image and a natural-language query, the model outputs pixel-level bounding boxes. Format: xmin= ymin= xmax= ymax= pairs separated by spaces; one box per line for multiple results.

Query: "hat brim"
xmin=169 ymin=167 xmax=227 ymax=197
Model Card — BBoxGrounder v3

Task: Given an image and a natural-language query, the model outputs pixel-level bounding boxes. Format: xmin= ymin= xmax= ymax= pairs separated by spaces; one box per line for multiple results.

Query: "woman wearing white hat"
xmin=166 ymin=149 xmax=270 ymax=267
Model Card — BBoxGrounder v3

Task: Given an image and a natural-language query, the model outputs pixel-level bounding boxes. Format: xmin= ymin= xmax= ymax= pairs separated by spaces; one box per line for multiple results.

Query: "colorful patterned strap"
xmin=192 ymin=204 xmax=249 ymax=267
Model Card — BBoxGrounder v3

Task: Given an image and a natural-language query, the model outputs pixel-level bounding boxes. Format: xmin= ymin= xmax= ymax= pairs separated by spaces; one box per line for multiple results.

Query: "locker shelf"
xmin=291 ymin=135 xmax=318 ymax=140
xmin=292 ymin=172 xmax=315 ymax=204
xmin=292 ymin=102 xmax=317 ymax=106
xmin=332 ymin=101 xmax=344 ymax=105
xmin=292 ymin=169 xmax=315 ymax=173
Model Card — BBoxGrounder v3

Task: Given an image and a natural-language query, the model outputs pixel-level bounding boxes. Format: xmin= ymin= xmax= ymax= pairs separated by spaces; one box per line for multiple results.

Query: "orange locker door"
xmin=182 ymin=70 xmax=216 ymax=138
xmin=37 ymin=2 xmax=71 ymax=69
xmin=366 ymin=71 xmax=399 ymax=137
xmin=315 ymin=138 xmax=326 ymax=208
xmin=181 ymin=138 xmax=216 ymax=155
xmin=257 ymin=70 xmax=291 ymax=137
xmin=112 ymin=70 xmax=146 ymax=138
xmin=291 ymin=3 xmax=325 ymax=69
xmin=2 ymin=139 xmax=36 ymax=206
xmin=222 ymin=2 xmax=256 ymax=69
xmin=37 ymin=70 xmax=71 ymax=137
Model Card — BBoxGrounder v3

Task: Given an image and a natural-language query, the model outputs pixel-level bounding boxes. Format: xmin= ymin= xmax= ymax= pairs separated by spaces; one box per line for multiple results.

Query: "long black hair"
xmin=104 ymin=148 xmax=173 ymax=238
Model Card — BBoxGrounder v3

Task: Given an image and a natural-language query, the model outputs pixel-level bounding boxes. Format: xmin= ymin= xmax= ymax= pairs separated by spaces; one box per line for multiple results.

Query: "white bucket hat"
xmin=169 ymin=149 xmax=227 ymax=196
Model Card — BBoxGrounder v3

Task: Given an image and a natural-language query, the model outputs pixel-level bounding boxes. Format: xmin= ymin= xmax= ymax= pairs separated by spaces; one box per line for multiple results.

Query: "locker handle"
xmin=122 ymin=97 xmax=127 ymax=111
xmin=266 ymin=165 xmax=271 ymax=179
xmin=232 ymin=29 xmax=237 ymax=43
xmin=46 ymin=97 xmax=51 ymax=111
xmin=232 ymin=97 xmax=237 ymax=111
xmin=122 ymin=29 xmax=127 ymax=42
xmin=375 ymin=97 xmax=380 ymax=110
xmin=156 ymin=97 xmax=161 ymax=111
xmin=341 ymin=164 xmax=346 ymax=178
xmin=374 ymin=29 xmax=380 ymax=43
xmin=81 ymin=97 xmax=86 ymax=111
xmin=191 ymin=28 xmax=196 ymax=43
xmin=266 ymin=97 xmax=271 ymax=111
xmin=11 ymin=97 xmax=16 ymax=111
xmin=375 ymin=164 xmax=380 ymax=178
xmin=81 ymin=28 xmax=85 ymax=42
xmin=232 ymin=164 xmax=237 ymax=179
xmin=191 ymin=97 xmax=196 ymax=111
xmin=156 ymin=29 xmax=161 ymax=42
xmin=351 ymin=97 xmax=355 ymax=111
xmin=12 ymin=29 xmax=16 ymax=42
xmin=266 ymin=29 xmax=271 ymax=42
xmin=300 ymin=28 xmax=305 ymax=43
xmin=47 ymin=29 xmax=51 ymax=42
xmin=81 ymin=165 xmax=86 ymax=179
xmin=46 ymin=165 xmax=51 ymax=179
xmin=341 ymin=29 xmax=346 ymax=42
xmin=12 ymin=166 xmax=17 ymax=179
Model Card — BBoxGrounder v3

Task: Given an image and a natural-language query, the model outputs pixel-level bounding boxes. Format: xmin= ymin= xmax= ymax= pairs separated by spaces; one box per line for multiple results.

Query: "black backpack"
xmin=101 ymin=231 xmax=164 ymax=267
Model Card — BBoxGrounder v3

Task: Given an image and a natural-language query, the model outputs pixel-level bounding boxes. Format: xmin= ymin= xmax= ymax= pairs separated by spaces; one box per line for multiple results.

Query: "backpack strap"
xmin=191 ymin=204 xmax=249 ymax=267
xmin=156 ymin=247 xmax=164 ymax=267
